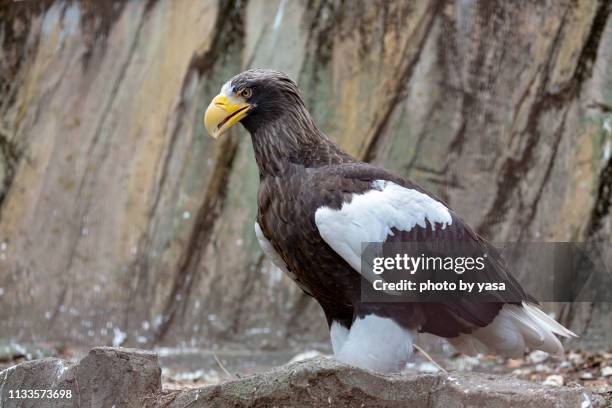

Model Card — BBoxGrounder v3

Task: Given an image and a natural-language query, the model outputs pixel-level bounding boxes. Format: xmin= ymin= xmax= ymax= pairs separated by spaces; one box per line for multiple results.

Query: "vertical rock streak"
xmin=0 ymin=0 xmax=610 ymax=348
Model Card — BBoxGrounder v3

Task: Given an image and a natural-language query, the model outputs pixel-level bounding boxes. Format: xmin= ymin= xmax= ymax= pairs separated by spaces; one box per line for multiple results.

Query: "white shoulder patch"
xmin=314 ymin=180 xmax=452 ymax=275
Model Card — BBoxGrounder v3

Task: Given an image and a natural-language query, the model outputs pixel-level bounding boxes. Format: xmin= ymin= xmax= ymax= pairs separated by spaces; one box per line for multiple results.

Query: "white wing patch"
xmin=314 ymin=180 xmax=452 ymax=275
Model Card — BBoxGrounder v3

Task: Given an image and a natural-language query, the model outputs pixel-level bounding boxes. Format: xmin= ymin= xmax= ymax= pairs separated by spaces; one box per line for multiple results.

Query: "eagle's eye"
xmin=238 ymin=87 xmax=252 ymax=99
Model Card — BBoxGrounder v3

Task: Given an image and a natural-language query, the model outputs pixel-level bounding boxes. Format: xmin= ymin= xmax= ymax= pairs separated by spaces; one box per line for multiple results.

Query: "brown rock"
xmin=0 ymin=347 xmax=161 ymax=408
xmin=0 ymin=358 xmax=77 ymax=408
xmin=167 ymin=357 xmax=597 ymax=408
xmin=1 ymin=349 xmax=606 ymax=408
xmin=76 ymin=347 xmax=161 ymax=407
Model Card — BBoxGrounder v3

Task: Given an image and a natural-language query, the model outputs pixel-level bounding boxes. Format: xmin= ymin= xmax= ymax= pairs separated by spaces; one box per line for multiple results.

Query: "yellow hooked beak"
xmin=204 ymin=95 xmax=250 ymax=139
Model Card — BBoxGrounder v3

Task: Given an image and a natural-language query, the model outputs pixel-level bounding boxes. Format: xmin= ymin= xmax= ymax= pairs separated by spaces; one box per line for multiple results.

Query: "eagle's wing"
xmin=314 ymin=169 xmax=576 ymax=357
xmin=315 ymin=179 xmax=454 ymax=293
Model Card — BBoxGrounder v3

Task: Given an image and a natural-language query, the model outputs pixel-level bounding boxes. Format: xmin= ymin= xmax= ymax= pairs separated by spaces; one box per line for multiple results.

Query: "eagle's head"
xmin=204 ymin=69 xmax=303 ymax=139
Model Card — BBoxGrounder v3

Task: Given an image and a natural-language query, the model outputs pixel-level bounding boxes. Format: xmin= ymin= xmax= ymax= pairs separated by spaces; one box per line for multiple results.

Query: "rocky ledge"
xmin=0 ymin=347 xmax=605 ymax=407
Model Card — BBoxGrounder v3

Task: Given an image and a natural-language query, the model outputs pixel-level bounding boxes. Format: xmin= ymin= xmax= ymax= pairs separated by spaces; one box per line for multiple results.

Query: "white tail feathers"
xmin=521 ymin=303 xmax=578 ymax=338
xmin=449 ymin=302 xmax=577 ymax=358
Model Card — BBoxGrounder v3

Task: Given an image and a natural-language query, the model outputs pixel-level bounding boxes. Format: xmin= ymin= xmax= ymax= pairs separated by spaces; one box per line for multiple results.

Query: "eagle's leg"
xmin=330 ymin=321 xmax=350 ymax=354
xmin=332 ymin=314 xmax=415 ymax=373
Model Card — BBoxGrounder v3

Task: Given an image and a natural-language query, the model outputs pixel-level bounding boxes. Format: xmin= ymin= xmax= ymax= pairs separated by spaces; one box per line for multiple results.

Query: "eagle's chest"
xmin=256 ymin=176 xmax=320 ymax=261
xmin=255 ymin=174 xmax=359 ymax=303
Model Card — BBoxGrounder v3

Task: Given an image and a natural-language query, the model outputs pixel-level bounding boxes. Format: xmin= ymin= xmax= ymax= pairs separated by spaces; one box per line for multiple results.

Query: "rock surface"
xmin=0 ymin=348 xmax=604 ymax=408
xmin=0 ymin=347 xmax=161 ymax=408
xmin=1 ymin=0 xmax=612 ymax=350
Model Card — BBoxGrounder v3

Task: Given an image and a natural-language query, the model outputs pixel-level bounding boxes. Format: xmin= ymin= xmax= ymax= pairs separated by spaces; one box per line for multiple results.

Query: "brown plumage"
xmin=204 ymin=69 xmax=576 ymax=373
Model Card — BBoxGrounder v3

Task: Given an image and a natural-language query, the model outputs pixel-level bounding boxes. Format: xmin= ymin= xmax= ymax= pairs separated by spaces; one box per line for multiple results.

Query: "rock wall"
xmin=0 ymin=0 xmax=611 ymax=349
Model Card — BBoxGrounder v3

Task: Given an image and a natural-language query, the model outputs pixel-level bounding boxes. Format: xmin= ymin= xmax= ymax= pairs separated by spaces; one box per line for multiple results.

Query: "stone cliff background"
xmin=0 ymin=0 xmax=611 ymax=352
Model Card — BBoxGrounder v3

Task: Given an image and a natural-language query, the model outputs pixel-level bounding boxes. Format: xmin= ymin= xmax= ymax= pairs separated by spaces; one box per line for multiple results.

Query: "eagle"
xmin=203 ymin=69 xmax=576 ymax=373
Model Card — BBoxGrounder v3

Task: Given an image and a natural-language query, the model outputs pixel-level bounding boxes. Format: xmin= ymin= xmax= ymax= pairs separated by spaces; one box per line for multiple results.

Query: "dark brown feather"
xmin=227 ymin=69 xmax=533 ymax=338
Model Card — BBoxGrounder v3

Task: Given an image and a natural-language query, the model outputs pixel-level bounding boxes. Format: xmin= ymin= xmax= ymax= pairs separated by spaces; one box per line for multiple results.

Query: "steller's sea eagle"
xmin=203 ymin=69 xmax=576 ymax=373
